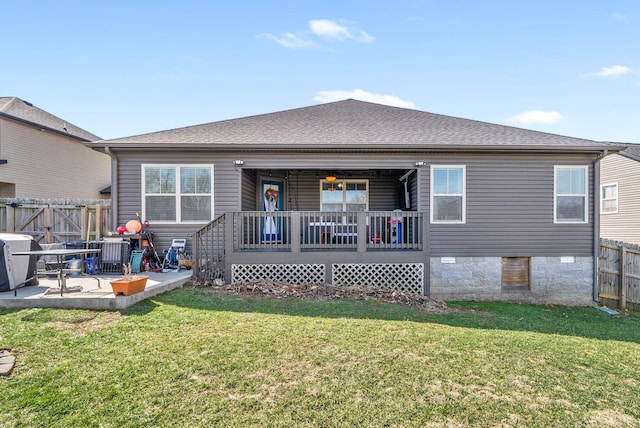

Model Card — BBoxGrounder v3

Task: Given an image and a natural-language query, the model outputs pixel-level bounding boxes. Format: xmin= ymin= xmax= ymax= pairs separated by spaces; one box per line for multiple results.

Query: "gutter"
xmin=0 ymin=112 xmax=96 ymax=142
xmin=593 ymin=149 xmax=608 ymax=303
xmin=104 ymin=146 xmax=119 ymax=232
xmin=84 ymin=142 xmax=628 ymax=154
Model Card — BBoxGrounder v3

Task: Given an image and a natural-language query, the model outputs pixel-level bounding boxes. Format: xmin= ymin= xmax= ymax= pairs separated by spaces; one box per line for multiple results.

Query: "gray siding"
xmin=115 ymin=152 xmax=241 ymax=253
xmin=114 ymin=150 xmax=597 ymax=256
xmin=248 ymin=169 xmax=408 ymax=212
xmin=370 ymin=173 xmax=404 ymax=211
xmin=408 ymin=171 xmax=418 ymax=211
xmin=423 ymin=153 xmax=595 ymax=257
xmin=600 ymin=153 xmax=640 ymax=244
xmin=115 ymin=150 xmax=421 ymax=250
xmin=241 ymin=169 xmax=257 ymax=211
xmin=289 ymin=172 xmax=317 ymax=211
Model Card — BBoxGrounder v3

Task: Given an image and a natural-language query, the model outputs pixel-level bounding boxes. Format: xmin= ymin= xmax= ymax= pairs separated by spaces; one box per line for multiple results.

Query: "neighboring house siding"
xmin=0 ymin=118 xmax=110 ymax=199
xmin=426 ymin=153 xmax=595 ymax=257
xmin=600 ymin=153 xmax=640 ymax=244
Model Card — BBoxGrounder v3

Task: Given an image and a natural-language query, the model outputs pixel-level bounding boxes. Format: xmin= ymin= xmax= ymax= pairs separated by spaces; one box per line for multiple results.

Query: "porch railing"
xmin=233 ymin=211 xmax=423 ymax=252
xmin=194 ymin=211 xmax=425 ymax=283
xmin=193 ymin=213 xmax=226 ymax=281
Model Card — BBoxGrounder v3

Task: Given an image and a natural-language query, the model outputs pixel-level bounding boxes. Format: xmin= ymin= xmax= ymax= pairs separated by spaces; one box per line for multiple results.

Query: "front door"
xmin=261 ymin=179 xmax=283 ymax=242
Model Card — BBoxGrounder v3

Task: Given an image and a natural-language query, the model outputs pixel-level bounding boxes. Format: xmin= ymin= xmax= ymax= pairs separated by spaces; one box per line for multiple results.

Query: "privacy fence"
xmin=598 ymin=239 xmax=640 ymax=311
xmin=0 ymin=198 xmax=111 ymax=245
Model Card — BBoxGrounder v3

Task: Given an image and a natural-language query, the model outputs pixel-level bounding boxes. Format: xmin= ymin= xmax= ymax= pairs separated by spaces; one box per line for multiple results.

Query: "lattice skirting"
xmin=232 ymin=264 xmax=325 ymax=284
xmin=332 ymin=263 xmax=424 ymax=294
xmin=231 ymin=263 xmax=424 ymax=293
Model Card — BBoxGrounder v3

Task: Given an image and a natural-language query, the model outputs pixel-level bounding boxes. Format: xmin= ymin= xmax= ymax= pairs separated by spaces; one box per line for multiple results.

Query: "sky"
xmin=3 ymin=1 xmax=639 ymax=143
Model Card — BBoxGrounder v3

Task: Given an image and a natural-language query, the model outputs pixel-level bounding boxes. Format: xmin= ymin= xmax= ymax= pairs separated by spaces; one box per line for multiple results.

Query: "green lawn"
xmin=1 ymin=288 xmax=640 ymax=427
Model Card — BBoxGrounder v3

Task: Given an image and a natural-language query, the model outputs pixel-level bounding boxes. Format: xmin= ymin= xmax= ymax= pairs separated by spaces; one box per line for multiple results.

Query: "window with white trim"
xmin=600 ymin=182 xmax=618 ymax=214
xmin=554 ymin=166 xmax=588 ymax=223
xmin=320 ymin=180 xmax=368 ymax=213
xmin=143 ymin=164 xmax=213 ymax=223
xmin=431 ymin=166 xmax=466 ymax=223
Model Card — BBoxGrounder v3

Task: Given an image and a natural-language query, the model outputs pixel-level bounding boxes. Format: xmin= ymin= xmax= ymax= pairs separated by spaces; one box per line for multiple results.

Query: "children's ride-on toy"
xmin=162 ymin=239 xmax=187 ymax=272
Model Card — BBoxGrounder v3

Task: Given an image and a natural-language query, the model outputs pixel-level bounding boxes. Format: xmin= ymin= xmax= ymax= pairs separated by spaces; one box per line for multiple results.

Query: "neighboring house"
xmin=599 ymin=143 xmax=640 ymax=244
xmin=0 ymin=97 xmax=110 ymax=199
xmin=87 ymin=99 xmax=626 ymax=304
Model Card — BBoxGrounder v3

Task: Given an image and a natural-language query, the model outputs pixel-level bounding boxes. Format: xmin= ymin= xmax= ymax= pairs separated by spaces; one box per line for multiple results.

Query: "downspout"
xmin=104 ymin=146 xmax=119 ymax=232
xmin=593 ymin=149 xmax=608 ymax=303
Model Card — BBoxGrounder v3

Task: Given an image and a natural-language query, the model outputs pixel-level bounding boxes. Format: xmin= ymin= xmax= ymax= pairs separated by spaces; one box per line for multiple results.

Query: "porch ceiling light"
xmin=325 ymin=173 xmax=337 ymax=182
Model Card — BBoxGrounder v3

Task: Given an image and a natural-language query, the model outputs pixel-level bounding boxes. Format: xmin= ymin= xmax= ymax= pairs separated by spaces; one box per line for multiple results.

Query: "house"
xmin=0 ymin=97 xmax=110 ymax=199
xmin=87 ymin=99 xmax=626 ymax=304
xmin=599 ymin=143 xmax=640 ymax=244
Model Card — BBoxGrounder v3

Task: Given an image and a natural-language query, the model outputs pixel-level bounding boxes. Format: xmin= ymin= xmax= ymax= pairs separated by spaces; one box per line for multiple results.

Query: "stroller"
xmin=162 ymin=238 xmax=187 ymax=272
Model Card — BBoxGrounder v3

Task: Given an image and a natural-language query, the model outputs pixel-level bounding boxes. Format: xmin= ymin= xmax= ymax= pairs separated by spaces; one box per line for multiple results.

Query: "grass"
xmin=1 ymin=288 xmax=640 ymax=427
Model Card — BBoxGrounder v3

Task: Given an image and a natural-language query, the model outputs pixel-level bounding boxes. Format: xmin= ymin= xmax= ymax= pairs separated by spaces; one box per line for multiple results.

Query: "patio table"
xmin=12 ymin=248 xmax=101 ymax=296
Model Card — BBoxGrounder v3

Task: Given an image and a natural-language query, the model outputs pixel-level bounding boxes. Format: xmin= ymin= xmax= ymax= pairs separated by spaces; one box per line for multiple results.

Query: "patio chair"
xmin=99 ymin=237 xmax=129 ymax=274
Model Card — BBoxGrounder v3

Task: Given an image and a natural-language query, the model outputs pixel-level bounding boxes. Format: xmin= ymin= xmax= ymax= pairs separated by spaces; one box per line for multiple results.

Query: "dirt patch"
xmin=189 ymin=279 xmax=456 ymax=314
xmin=45 ymin=311 xmax=124 ymax=335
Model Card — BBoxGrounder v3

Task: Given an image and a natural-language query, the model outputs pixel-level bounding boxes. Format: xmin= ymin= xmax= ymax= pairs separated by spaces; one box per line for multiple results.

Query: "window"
xmin=143 ymin=164 xmax=213 ymax=223
xmin=554 ymin=166 xmax=588 ymax=223
xmin=431 ymin=166 xmax=465 ymax=223
xmin=320 ymin=180 xmax=368 ymax=213
xmin=601 ymin=183 xmax=618 ymax=214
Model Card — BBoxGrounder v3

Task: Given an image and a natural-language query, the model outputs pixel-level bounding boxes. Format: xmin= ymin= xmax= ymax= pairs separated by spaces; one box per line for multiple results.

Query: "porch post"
xmin=422 ymin=212 xmax=430 ymax=296
xmin=224 ymin=212 xmax=235 ymax=285
xmin=357 ymin=212 xmax=367 ymax=253
xmin=291 ymin=211 xmax=301 ymax=254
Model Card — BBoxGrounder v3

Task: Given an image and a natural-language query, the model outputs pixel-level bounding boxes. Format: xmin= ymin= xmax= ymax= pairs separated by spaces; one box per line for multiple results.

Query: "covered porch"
xmin=194 ymin=165 xmax=429 ymax=294
xmin=193 ymin=210 xmax=428 ymax=294
xmin=234 ymin=166 xmax=423 ymax=248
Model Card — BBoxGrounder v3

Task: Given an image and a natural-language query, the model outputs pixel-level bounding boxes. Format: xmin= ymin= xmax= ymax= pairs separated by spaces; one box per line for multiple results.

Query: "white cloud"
xmin=257 ymin=19 xmax=373 ymax=49
xmin=314 ymin=89 xmax=415 ymax=108
xmin=507 ymin=110 xmax=564 ymax=125
xmin=580 ymin=65 xmax=632 ymax=78
xmin=256 ymin=32 xmax=317 ymax=49
xmin=309 ymin=19 xmax=374 ymax=43
xmin=309 ymin=19 xmax=350 ymax=40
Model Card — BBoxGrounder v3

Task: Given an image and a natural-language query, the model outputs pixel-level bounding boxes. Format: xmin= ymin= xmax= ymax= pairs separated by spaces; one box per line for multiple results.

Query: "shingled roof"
xmin=619 ymin=143 xmax=640 ymax=162
xmin=89 ymin=99 xmax=625 ymax=153
xmin=0 ymin=97 xmax=100 ymax=142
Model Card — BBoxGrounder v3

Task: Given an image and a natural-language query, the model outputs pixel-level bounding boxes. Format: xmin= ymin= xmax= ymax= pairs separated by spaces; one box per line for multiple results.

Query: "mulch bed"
xmin=190 ymin=279 xmax=453 ymax=314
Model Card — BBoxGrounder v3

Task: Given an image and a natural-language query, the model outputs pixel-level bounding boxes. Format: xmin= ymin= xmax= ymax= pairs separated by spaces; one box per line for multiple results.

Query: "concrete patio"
xmin=0 ymin=270 xmax=193 ymax=310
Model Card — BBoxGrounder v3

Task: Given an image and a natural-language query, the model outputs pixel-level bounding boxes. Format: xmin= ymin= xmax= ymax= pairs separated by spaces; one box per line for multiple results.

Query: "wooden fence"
xmin=598 ymin=239 xmax=640 ymax=311
xmin=0 ymin=199 xmax=111 ymax=245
